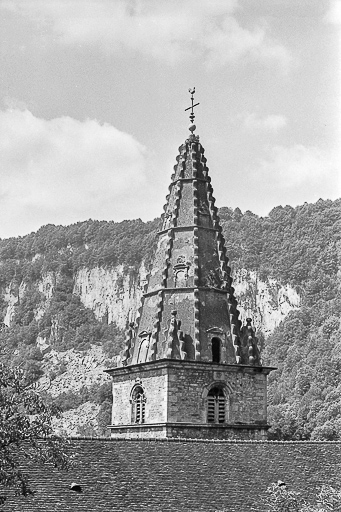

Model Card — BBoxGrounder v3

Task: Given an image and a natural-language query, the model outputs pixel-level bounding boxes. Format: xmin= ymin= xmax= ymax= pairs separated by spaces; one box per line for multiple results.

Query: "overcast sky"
xmin=0 ymin=0 xmax=340 ymax=239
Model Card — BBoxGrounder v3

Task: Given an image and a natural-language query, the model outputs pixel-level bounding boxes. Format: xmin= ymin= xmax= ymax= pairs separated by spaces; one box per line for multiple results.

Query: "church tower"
xmin=105 ymin=91 xmax=274 ymax=440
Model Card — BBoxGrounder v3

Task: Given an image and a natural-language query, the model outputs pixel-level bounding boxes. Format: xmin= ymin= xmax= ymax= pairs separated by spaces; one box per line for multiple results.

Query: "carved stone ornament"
xmin=207 ymin=327 xmax=224 ymax=335
xmin=138 ymin=330 xmax=151 ymax=339
xmin=198 ymin=199 xmax=210 ymax=216
xmin=163 ymin=211 xmax=172 ymax=229
xmin=136 ymin=330 xmax=152 ymax=364
xmin=176 ymin=255 xmax=186 ymax=264
xmin=186 ymin=134 xmax=200 ymax=143
xmin=204 ymin=268 xmax=223 ymax=289
xmin=173 ymin=256 xmax=191 ymax=287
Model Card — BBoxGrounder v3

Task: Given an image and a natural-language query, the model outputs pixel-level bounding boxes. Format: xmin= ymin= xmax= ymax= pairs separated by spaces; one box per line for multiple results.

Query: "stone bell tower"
xmin=105 ymin=90 xmax=274 ymax=439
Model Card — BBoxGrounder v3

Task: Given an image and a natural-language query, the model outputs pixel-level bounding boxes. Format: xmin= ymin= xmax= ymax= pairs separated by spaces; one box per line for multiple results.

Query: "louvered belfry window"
xmin=207 ymin=387 xmax=225 ymax=423
xmin=131 ymin=386 xmax=146 ymax=424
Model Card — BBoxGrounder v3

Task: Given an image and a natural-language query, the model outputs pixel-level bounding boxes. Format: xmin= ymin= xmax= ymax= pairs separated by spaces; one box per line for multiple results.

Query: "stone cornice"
xmin=108 ymin=422 xmax=270 ymax=430
xmin=143 ymin=286 xmax=229 ymax=298
xmin=104 ymin=358 xmax=276 ymax=376
xmin=169 ymin=176 xmax=210 ymax=186
xmin=157 ymin=225 xmax=219 ymax=236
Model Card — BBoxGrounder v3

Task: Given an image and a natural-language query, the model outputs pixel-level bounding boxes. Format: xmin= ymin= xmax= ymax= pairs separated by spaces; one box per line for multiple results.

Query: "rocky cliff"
xmin=50 ymin=264 xmax=300 ymax=435
xmin=1 ymin=199 xmax=338 ymax=439
xmin=73 ymin=263 xmax=148 ymax=329
xmin=72 ymin=264 xmax=301 ymax=337
xmin=3 ymin=263 xmax=300 ymax=335
xmin=2 ymin=262 xmax=300 ymax=436
xmin=233 ymin=269 xmax=300 ymax=336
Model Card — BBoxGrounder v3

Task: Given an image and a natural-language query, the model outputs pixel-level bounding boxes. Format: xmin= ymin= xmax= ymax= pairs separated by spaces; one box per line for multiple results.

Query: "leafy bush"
xmin=263 ymin=482 xmax=341 ymax=512
xmin=0 ymin=363 xmax=69 ymax=504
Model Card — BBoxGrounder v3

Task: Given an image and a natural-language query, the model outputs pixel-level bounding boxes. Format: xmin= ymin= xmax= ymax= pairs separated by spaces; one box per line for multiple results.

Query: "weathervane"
xmin=185 ymin=87 xmax=200 ymax=124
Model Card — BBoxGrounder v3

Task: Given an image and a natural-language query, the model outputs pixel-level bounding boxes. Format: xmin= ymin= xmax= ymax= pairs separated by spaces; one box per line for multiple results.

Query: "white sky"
xmin=0 ymin=0 xmax=340 ymax=239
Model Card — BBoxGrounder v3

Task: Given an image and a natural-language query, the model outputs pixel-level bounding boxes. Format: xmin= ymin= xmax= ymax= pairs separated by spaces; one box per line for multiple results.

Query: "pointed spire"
xmin=117 ymin=93 xmax=262 ymax=369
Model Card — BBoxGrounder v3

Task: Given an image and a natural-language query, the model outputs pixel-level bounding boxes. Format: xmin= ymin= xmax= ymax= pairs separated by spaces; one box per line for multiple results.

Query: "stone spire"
xmin=120 ymin=97 xmax=260 ymax=368
xmin=107 ymin=93 xmax=272 ymax=441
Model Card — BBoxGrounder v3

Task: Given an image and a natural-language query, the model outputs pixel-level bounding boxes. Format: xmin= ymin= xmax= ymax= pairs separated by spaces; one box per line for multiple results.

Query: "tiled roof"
xmin=6 ymin=438 xmax=341 ymax=512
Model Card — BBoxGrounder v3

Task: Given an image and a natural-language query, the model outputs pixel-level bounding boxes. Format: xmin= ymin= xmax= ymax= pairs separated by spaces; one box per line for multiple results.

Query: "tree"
xmin=264 ymin=482 xmax=306 ymax=511
xmin=263 ymin=482 xmax=341 ymax=512
xmin=0 ymin=362 xmax=69 ymax=506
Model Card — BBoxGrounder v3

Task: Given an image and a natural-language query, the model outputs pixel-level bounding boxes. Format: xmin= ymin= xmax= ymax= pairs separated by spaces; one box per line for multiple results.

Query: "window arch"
xmin=207 ymin=386 xmax=225 ymax=423
xmin=212 ymin=337 xmax=221 ymax=363
xmin=131 ymin=385 xmax=146 ymax=424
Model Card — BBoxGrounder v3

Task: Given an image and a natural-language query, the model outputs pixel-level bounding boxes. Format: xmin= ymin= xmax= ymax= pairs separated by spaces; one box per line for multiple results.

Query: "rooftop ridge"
xmin=66 ymin=436 xmax=341 ymax=445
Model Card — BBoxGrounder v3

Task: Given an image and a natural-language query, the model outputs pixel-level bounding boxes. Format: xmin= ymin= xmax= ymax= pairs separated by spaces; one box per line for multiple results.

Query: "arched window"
xmin=212 ymin=337 xmax=221 ymax=363
xmin=207 ymin=387 xmax=225 ymax=423
xmin=131 ymin=386 xmax=146 ymax=424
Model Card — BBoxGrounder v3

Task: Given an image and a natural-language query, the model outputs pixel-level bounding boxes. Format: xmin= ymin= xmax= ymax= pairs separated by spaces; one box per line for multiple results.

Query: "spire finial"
xmin=185 ymin=87 xmax=200 ymax=132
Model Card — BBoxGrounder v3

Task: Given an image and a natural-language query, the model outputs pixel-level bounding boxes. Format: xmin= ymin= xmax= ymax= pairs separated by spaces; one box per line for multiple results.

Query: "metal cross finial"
xmin=185 ymin=87 xmax=200 ymax=124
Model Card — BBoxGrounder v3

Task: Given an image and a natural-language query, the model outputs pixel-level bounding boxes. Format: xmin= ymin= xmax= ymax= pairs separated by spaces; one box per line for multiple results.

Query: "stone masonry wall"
xmin=111 ymin=369 xmax=168 ymax=426
xmin=109 ymin=362 xmax=269 ymax=438
xmin=167 ymin=364 xmax=267 ymax=425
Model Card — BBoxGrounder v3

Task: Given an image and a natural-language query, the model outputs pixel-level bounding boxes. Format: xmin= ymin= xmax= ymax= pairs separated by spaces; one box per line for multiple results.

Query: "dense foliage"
xmin=219 ymin=199 xmax=341 ymax=289
xmin=0 ymin=198 xmax=340 ymax=439
xmin=265 ymin=297 xmax=341 ymax=440
xmin=0 ymin=363 xmax=69 ymax=505
xmin=219 ymin=199 xmax=341 ymax=439
xmin=0 ymin=218 xmax=158 ymax=280
xmin=263 ymin=482 xmax=341 ymax=512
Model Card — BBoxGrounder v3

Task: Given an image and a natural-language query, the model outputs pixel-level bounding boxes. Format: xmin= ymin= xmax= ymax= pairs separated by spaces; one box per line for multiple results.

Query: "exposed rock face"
xmin=73 ymin=264 xmax=148 ymax=329
xmin=37 ymin=345 xmax=111 ymax=436
xmin=3 ymin=262 xmax=301 ymax=436
xmin=36 ymin=335 xmax=51 ymax=355
xmin=5 ymin=262 xmax=299 ymax=338
xmin=3 ymin=281 xmax=26 ymax=327
xmin=233 ymin=269 xmax=300 ymax=336
xmin=38 ymin=345 xmax=110 ymax=397
xmin=38 ymin=271 xmax=55 ymax=300
xmin=52 ymin=401 xmax=101 ymax=436
xmin=71 ymin=264 xmax=300 ymax=337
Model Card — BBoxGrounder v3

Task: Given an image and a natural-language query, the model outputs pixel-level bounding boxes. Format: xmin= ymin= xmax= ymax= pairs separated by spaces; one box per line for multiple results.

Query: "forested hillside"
xmin=0 ymin=198 xmax=340 ymax=439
